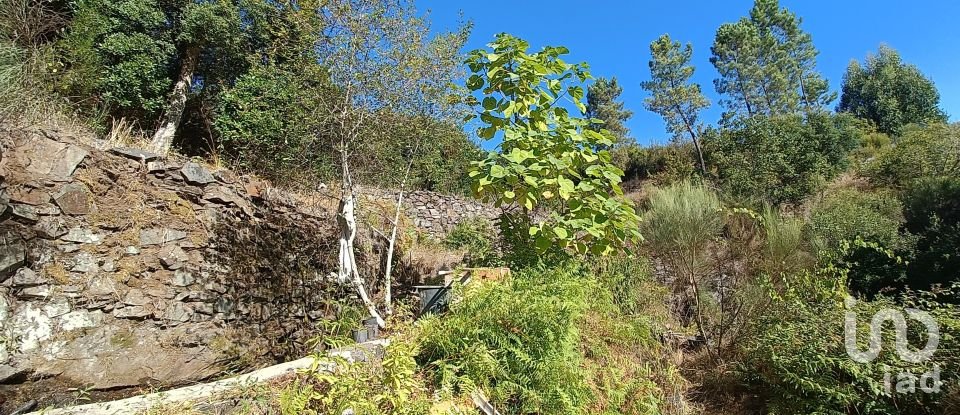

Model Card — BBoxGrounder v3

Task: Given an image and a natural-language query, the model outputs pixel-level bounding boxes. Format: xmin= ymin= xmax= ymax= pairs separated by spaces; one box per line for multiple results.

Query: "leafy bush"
xmin=741 ymin=293 xmax=959 ymax=414
xmin=443 ymin=217 xmax=500 ymax=267
xmin=704 ymin=112 xmax=859 ymax=206
xmin=215 ymin=64 xmax=337 ymax=184
xmin=810 ymin=189 xmax=906 ymax=295
xmin=417 ymin=264 xmax=684 ymax=414
xmin=865 ymin=123 xmax=960 ymax=188
xmin=417 ymin=266 xmax=592 ymax=413
xmin=901 ymin=176 xmax=960 ymax=291
xmin=611 ymin=142 xmax=696 ymax=186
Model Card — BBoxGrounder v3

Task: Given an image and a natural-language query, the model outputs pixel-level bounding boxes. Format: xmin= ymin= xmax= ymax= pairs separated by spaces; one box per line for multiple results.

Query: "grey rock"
xmin=0 ymin=189 xmax=8 ymax=216
xmin=71 ymin=252 xmax=99 ymax=273
xmin=20 ymin=285 xmax=52 ymax=299
xmin=113 ymin=305 xmax=152 ymax=319
xmin=35 ymin=216 xmax=68 ymax=239
xmin=109 ymin=147 xmax=159 ymax=162
xmin=139 ymin=228 xmax=188 ymax=246
xmin=192 ymin=302 xmax=214 ymax=315
xmin=0 ymin=364 xmax=24 ymax=383
xmin=101 ymin=259 xmax=116 ymax=273
xmin=180 ymin=162 xmax=215 ymax=185
xmin=12 ymin=267 xmax=48 ymax=287
xmin=87 ymin=275 xmax=118 ymax=297
xmin=36 ymin=203 xmax=61 ymax=215
xmin=44 ymin=297 xmax=71 ymax=317
xmin=171 ymin=269 xmax=194 ymax=287
xmin=61 ymin=244 xmax=81 ymax=253
xmin=21 ymin=138 xmax=88 ymax=180
xmin=123 ymin=289 xmax=149 ymax=306
xmin=60 ymin=309 xmax=103 ymax=331
xmin=163 ymin=302 xmax=193 ymax=324
xmin=158 ymin=245 xmax=187 ymax=270
xmin=0 ymin=232 xmax=26 ymax=276
xmin=125 ymin=246 xmax=141 ymax=256
xmin=61 ymin=227 xmax=102 ymax=244
xmin=213 ymin=297 xmax=234 ymax=314
xmin=9 ymin=203 xmax=38 ymax=222
xmin=54 ymin=183 xmax=95 ymax=215
xmin=204 ymin=281 xmax=227 ymax=294
xmin=146 ymin=161 xmax=166 ymax=172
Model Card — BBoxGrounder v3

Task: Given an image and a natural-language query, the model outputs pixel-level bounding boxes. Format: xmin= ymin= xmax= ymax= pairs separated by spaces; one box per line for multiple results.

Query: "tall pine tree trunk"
xmin=150 ymin=46 xmax=200 ymax=154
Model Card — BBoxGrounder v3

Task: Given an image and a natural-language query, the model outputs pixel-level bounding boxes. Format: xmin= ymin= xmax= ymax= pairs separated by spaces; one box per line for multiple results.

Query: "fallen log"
xmin=28 ymin=340 xmax=390 ymax=415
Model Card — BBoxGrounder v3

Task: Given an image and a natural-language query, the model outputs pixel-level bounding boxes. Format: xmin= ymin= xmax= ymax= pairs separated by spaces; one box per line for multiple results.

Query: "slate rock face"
xmin=139 ymin=228 xmax=188 ymax=246
xmin=0 ymin=231 xmax=25 ymax=276
xmin=180 ymin=162 xmax=215 ymax=185
xmin=109 ymin=147 xmax=160 ymax=162
xmin=19 ymin=138 xmax=88 ymax=180
xmin=53 ymin=183 xmax=95 ymax=215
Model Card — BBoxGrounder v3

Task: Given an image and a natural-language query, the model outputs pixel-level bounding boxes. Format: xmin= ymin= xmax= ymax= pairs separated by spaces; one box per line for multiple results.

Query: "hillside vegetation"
xmin=2 ymin=0 xmax=959 ymax=414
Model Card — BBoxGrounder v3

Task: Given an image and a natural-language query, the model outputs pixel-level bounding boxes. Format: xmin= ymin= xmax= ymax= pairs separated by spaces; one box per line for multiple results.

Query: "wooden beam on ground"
xmin=27 ymin=340 xmax=390 ymax=415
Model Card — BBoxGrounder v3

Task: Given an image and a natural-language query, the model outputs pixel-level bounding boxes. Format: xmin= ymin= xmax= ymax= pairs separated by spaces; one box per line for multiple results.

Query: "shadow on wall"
xmin=207 ymin=206 xmax=356 ymax=365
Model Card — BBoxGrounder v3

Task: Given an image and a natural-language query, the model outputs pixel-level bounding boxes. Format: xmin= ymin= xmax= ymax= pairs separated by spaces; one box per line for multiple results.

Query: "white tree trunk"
xmin=150 ymin=46 xmax=199 ymax=155
xmin=337 ymin=177 xmax=385 ymax=328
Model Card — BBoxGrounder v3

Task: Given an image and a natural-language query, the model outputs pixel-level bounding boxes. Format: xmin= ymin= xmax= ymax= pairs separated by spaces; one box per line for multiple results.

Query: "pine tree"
xmin=711 ymin=0 xmax=833 ymax=121
xmin=586 ymin=77 xmax=633 ymax=145
xmin=642 ymin=34 xmax=709 ymax=175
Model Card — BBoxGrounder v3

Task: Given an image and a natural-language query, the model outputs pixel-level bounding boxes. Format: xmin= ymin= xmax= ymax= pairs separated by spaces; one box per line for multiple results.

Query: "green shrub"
xmin=417 ymin=265 xmax=592 ymax=414
xmin=215 ymin=63 xmax=337 ymax=184
xmin=865 ymin=123 xmax=960 ymax=188
xmin=443 ymin=217 xmax=499 ymax=267
xmin=704 ymin=112 xmax=860 ymax=206
xmin=611 ymin=142 xmax=696 ymax=185
xmin=417 ymin=264 xmax=684 ymax=414
xmin=741 ymin=293 xmax=959 ymax=414
xmin=809 ymin=189 xmax=907 ymax=296
xmin=901 ymin=176 xmax=960 ymax=291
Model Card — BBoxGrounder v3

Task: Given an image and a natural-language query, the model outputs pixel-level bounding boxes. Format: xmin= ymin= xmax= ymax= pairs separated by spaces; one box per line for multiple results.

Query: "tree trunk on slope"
xmin=337 ymin=163 xmax=386 ymax=328
xmin=150 ymin=45 xmax=199 ymax=155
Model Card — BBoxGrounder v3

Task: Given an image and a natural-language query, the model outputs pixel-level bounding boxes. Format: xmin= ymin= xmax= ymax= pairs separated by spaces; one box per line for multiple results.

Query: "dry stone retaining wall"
xmin=361 ymin=188 xmax=500 ymax=239
xmin=0 ymin=129 xmax=489 ymax=412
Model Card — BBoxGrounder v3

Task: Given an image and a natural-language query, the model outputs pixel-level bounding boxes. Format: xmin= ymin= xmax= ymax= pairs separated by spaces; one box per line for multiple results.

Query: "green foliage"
xmin=741 ymin=293 xmax=959 ymax=414
xmin=642 ymin=34 xmax=709 ymax=174
xmin=292 ymin=339 xmax=430 ymax=415
xmin=704 ymin=112 xmax=860 ymax=205
xmin=417 ymin=266 xmax=592 ymax=414
xmin=586 ymin=77 xmax=633 ymax=144
xmin=865 ymin=123 xmax=960 ymax=188
xmin=58 ymin=0 xmax=178 ymax=120
xmin=215 ymin=63 xmax=336 ymax=183
xmin=838 ymin=45 xmax=947 ymax=135
xmin=901 ymin=176 xmax=960 ymax=291
xmin=443 ymin=217 xmax=500 ymax=267
xmin=642 ymin=180 xmax=724 ymax=259
xmin=465 ymin=34 xmax=642 ymax=256
xmin=417 ymin=264 xmax=682 ymax=414
xmin=611 ymin=142 xmax=696 ymax=185
xmin=710 ymin=0 xmax=833 ymax=122
xmin=809 ymin=189 xmax=906 ymax=295
xmin=810 ymin=188 xmax=903 ymax=252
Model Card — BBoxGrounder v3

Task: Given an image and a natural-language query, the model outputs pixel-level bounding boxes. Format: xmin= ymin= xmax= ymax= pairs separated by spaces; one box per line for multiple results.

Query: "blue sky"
xmin=417 ymin=0 xmax=960 ymax=146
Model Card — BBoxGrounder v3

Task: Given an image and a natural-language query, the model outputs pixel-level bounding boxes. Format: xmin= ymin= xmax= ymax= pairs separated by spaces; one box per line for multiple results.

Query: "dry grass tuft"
xmin=42 ymin=262 xmax=71 ymax=284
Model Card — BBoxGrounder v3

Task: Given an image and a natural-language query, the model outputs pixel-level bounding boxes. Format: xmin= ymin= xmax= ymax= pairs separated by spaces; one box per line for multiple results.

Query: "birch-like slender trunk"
xmin=337 ymin=134 xmax=385 ymax=328
xmin=383 ymin=141 xmax=419 ymax=315
xmin=150 ymin=46 xmax=199 ymax=154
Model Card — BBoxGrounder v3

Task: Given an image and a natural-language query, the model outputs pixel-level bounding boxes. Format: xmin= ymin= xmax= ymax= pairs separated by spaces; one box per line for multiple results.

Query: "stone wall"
xmin=361 ymin=188 xmax=500 ymax=239
xmin=0 ymin=129 xmax=492 ymax=411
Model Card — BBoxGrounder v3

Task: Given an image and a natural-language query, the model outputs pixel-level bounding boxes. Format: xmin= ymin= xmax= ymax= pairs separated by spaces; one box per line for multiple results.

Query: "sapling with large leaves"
xmin=465 ymin=34 xmax=641 ymax=256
